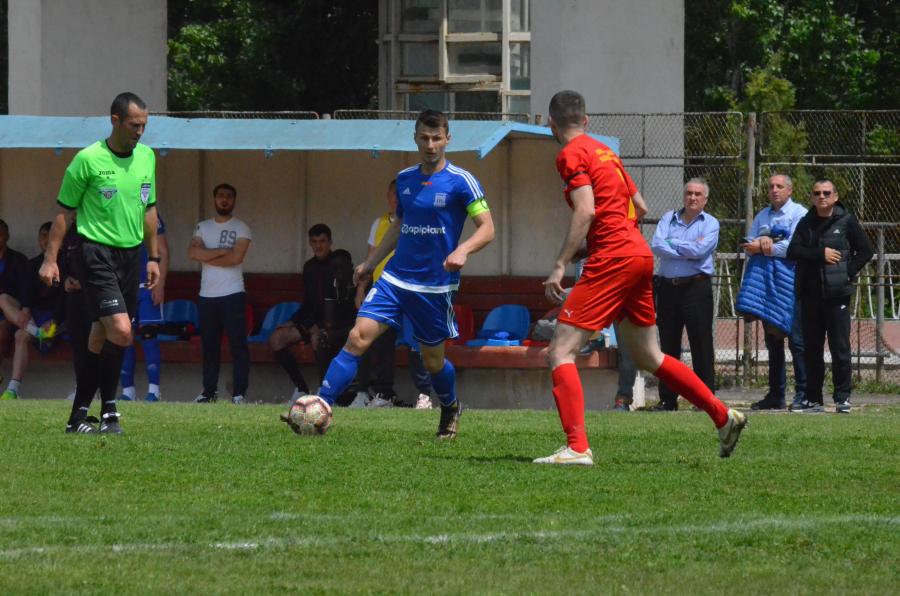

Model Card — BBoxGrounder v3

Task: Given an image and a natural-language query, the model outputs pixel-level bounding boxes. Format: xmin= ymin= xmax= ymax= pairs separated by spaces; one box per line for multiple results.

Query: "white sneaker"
xmin=718 ymin=409 xmax=748 ymax=458
xmin=232 ymin=395 xmax=245 ymax=405
xmin=348 ymin=392 xmax=370 ymax=408
xmin=415 ymin=394 xmax=433 ymax=410
xmin=533 ymin=446 xmax=594 ymax=466
xmin=65 ymin=388 xmax=76 ymax=401
xmin=367 ymin=394 xmax=393 ymax=408
xmin=288 ymin=387 xmax=308 ymax=404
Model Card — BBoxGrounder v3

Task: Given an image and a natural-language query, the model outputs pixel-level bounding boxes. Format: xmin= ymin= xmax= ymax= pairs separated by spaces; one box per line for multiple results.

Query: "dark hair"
xmin=415 ymin=110 xmax=449 ymax=134
xmin=308 ymin=223 xmax=332 ymax=239
xmin=330 ymin=248 xmax=352 ymax=264
xmin=814 ymin=179 xmax=837 ymax=192
xmin=388 ymin=178 xmax=397 ymax=188
xmin=0 ymin=219 xmax=8 ymax=235
xmin=549 ymin=90 xmax=586 ymax=129
xmin=39 ymin=222 xmax=52 ymax=234
xmin=213 ymin=183 xmax=237 ymax=198
xmin=110 ymin=92 xmax=147 ymax=121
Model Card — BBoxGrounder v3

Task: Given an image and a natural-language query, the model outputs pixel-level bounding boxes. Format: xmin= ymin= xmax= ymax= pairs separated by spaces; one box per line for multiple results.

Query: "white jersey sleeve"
xmin=367 ymin=217 xmax=380 ymax=247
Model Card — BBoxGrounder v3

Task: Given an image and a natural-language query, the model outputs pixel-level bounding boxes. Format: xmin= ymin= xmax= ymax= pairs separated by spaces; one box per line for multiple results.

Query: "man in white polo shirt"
xmin=188 ymin=183 xmax=252 ymax=404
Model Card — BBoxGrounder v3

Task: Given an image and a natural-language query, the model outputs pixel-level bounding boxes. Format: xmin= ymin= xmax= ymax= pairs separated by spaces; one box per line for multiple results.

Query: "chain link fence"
xmin=332 ymin=110 xmax=529 ymax=123
xmin=589 ymin=110 xmax=900 ymax=391
xmin=150 ymin=111 xmax=320 ymax=119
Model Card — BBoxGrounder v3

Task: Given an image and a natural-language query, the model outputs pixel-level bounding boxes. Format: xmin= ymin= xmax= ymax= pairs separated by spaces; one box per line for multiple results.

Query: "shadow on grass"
xmin=429 ymin=454 xmax=537 ymax=464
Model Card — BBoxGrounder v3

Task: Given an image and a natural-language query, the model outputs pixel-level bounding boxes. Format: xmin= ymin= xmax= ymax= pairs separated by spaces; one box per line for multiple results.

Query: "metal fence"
xmin=588 ymin=110 xmax=900 ymax=391
xmin=150 ymin=111 xmax=320 ymax=119
xmin=333 ymin=110 xmax=530 ymax=123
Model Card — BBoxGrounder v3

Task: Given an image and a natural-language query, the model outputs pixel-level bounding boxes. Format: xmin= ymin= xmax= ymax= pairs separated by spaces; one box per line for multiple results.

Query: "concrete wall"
xmin=530 ymin=0 xmax=684 ymax=119
xmin=0 ymin=138 xmax=580 ymax=277
xmin=8 ymin=0 xmax=167 ymax=116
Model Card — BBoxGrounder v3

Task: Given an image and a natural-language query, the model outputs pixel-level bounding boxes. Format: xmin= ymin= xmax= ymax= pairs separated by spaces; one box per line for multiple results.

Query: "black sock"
xmin=273 ymin=347 xmax=309 ymax=393
xmin=99 ymin=341 xmax=126 ymax=415
xmin=69 ymin=349 xmax=101 ymax=425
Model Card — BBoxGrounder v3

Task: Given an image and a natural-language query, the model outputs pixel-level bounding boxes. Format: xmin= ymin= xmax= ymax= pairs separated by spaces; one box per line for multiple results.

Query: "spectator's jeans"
xmin=655 ymin=277 xmax=716 ymax=407
xmin=199 ymin=292 xmax=250 ymax=398
xmin=764 ymin=300 xmax=807 ymax=400
xmin=369 ymin=326 xmax=433 ymax=399
xmin=800 ymin=293 xmax=852 ymax=403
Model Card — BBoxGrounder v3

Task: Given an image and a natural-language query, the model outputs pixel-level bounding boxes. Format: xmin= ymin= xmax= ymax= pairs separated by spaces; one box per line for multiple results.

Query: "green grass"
xmin=2 ymin=401 xmax=900 ymax=595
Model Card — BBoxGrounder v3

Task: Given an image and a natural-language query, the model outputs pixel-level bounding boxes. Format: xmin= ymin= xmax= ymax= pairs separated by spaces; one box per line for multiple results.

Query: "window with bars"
xmin=381 ymin=0 xmax=531 ymax=115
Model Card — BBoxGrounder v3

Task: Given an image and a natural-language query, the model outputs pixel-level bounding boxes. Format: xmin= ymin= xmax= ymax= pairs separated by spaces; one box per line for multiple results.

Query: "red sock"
xmin=551 ymin=363 xmax=589 ymax=453
xmin=654 ymin=355 xmax=729 ymax=428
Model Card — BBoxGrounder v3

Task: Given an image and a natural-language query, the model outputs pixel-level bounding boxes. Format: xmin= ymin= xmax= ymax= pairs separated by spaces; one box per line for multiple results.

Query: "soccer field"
xmin=1 ymin=401 xmax=899 ymax=595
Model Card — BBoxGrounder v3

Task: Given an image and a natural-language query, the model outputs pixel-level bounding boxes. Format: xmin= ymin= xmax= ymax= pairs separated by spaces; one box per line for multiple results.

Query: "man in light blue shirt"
xmin=741 ymin=174 xmax=808 ymax=410
xmin=649 ymin=178 xmax=719 ymax=410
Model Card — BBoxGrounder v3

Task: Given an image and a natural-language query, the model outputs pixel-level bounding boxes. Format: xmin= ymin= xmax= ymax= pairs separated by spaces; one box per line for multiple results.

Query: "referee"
xmin=40 ymin=92 xmax=160 ymax=434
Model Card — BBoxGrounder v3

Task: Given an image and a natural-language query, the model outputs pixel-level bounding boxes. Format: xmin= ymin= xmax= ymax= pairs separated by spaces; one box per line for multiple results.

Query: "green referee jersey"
xmin=57 ymin=141 xmax=156 ymax=248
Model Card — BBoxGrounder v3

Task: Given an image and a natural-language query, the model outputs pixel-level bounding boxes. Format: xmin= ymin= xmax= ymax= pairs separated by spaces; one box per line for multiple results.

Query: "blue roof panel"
xmin=0 ymin=116 xmax=619 ymax=158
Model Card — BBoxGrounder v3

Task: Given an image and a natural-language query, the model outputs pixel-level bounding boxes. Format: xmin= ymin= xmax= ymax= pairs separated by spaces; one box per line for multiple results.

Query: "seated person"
xmin=0 ymin=222 xmax=63 ymax=400
xmin=0 ymin=219 xmax=30 ymax=384
xmin=316 ymin=250 xmax=371 ymax=405
xmin=269 ymin=224 xmax=333 ymax=402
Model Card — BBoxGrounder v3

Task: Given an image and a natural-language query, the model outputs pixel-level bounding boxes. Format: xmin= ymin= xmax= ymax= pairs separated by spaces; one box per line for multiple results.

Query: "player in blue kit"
xmin=311 ymin=110 xmax=494 ymax=439
xmin=119 ymin=214 xmax=169 ymax=402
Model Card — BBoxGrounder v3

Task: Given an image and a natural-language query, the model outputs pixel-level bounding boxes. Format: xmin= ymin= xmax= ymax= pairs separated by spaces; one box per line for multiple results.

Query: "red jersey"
xmin=556 ymin=134 xmax=650 ymax=258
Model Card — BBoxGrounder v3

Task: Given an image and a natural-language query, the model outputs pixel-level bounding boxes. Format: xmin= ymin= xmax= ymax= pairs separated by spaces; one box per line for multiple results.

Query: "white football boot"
xmin=415 ymin=394 xmax=433 ymax=410
xmin=367 ymin=393 xmax=394 ymax=408
xmin=533 ymin=446 xmax=594 ymax=466
xmin=718 ymin=409 xmax=748 ymax=458
xmin=348 ymin=392 xmax=370 ymax=408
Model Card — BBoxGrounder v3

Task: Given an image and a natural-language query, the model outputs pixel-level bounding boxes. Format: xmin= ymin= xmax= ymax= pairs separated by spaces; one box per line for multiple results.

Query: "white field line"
xmin=1 ymin=515 xmax=899 ymax=559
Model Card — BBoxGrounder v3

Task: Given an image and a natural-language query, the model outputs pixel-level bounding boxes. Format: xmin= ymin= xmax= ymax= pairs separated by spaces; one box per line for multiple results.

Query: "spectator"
xmin=119 ymin=212 xmax=170 ymax=402
xmin=317 ymin=249 xmax=371 ymax=404
xmin=354 ymin=179 xmax=435 ymax=409
xmin=189 ymin=183 xmax=252 ymax=404
xmin=738 ymin=174 xmax=808 ymax=410
xmin=269 ymin=223 xmax=333 ymax=403
xmin=649 ymin=178 xmax=719 ymax=411
xmin=786 ymin=180 xmax=873 ymax=413
xmin=0 ymin=219 xmax=29 ymax=382
xmin=0 ymin=222 xmax=64 ymax=400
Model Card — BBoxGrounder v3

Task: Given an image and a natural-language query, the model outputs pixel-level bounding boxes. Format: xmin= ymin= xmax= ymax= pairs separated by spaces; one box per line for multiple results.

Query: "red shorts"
xmin=559 ymin=255 xmax=656 ymax=331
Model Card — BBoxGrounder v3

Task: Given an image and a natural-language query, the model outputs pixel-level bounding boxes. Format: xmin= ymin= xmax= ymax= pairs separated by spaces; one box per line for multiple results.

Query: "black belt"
xmin=660 ymin=273 xmax=710 ymax=286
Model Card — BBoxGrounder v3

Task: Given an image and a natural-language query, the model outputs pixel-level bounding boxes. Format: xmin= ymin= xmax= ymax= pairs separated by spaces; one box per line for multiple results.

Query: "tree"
xmin=167 ymin=0 xmax=378 ymax=114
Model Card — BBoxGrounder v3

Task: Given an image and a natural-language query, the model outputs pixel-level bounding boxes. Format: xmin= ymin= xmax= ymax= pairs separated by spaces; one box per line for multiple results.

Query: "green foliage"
xmin=686 ymin=0 xmax=900 ymax=111
xmin=2 ymin=401 xmax=900 ymax=594
xmin=167 ymin=0 xmax=378 ymax=113
xmin=867 ymin=125 xmax=900 ymax=156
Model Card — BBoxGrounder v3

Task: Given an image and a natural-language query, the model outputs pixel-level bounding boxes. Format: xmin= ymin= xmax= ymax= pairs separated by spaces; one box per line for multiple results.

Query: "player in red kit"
xmin=534 ymin=91 xmax=747 ymax=465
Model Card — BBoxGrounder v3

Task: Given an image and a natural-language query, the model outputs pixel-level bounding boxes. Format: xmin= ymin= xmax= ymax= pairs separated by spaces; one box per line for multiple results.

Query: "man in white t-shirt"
xmin=188 ymin=183 xmax=252 ymax=404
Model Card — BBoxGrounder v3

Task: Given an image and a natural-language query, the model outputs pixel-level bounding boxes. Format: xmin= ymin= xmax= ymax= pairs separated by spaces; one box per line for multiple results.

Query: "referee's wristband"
xmin=148 ymin=256 xmax=161 ymax=263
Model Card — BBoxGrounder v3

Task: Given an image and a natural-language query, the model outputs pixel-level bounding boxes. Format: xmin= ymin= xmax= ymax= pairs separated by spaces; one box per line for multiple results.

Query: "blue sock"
xmin=319 ymin=349 xmax=362 ymax=405
xmin=142 ymin=338 xmax=161 ymax=385
xmin=120 ymin=345 xmax=136 ymax=390
xmin=431 ymin=360 xmax=457 ymax=407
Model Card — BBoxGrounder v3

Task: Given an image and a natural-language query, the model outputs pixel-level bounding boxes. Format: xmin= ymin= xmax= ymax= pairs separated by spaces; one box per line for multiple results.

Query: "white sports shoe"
xmin=533 ymin=446 xmax=594 ymax=466
xmin=718 ymin=409 xmax=748 ymax=458
xmin=65 ymin=388 xmax=76 ymax=401
xmin=415 ymin=394 xmax=433 ymax=410
xmin=367 ymin=394 xmax=393 ymax=408
xmin=348 ymin=392 xmax=370 ymax=408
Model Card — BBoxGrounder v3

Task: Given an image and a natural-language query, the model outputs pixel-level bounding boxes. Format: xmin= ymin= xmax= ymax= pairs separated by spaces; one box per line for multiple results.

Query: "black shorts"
xmin=75 ymin=237 xmax=142 ymax=322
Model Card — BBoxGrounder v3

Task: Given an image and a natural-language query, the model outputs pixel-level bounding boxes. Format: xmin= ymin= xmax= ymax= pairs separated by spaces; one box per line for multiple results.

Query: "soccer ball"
xmin=287 ymin=395 xmax=333 ymax=436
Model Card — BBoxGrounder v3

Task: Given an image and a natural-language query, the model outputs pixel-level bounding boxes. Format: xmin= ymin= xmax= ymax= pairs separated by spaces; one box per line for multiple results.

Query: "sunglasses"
xmin=812 ymin=190 xmax=833 ymax=197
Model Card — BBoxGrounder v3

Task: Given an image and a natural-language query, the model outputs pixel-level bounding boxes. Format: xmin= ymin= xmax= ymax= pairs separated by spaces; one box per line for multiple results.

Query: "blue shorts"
xmin=358 ymin=278 xmax=458 ymax=347
xmin=135 ymin=288 xmax=164 ymax=327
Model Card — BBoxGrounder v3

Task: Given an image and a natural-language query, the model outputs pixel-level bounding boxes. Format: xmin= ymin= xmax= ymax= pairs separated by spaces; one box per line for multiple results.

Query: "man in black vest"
xmin=786 ymin=180 xmax=873 ymax=413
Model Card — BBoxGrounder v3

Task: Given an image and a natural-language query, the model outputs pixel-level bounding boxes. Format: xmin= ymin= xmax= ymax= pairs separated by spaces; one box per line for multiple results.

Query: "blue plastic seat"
xmin=248 ymin=302 xmax=301 ymax=343
xmin=466 ymin=304 xmax=530 ymax=347
xmin=157 ymin=300 xmax=199 ymax=341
